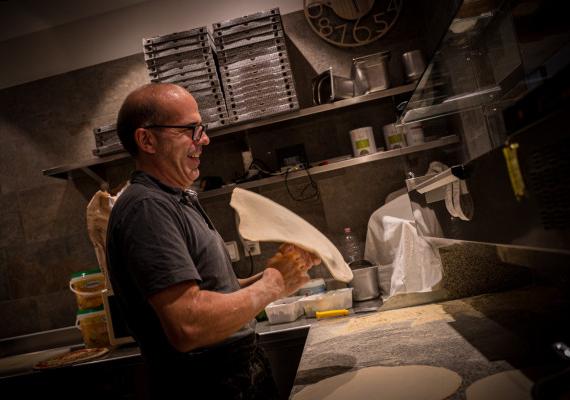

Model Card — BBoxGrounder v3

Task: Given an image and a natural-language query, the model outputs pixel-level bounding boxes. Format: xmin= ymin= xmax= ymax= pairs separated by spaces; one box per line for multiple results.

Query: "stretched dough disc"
xmin=466 ymin=370 xmax=533 ymax=400
xmin=230 ymin=188 xmax=353 ymax=282
xmin=293 ymin=365 xmax=462 ymax=400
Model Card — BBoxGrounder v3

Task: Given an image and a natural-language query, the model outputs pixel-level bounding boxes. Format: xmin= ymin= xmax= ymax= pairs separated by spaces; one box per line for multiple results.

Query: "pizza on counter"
xmin=33 ymin=347 xmax=109 ymax=370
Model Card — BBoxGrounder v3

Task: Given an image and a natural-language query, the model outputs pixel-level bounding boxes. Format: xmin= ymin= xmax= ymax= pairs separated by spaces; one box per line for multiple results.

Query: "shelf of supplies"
xmin=208 ymin=83 xmax=416 ymax=138
xmin=42 ymin=83 xmax=417 ymax=181
xmin=198 ymin=135 xmax=459 ymax=199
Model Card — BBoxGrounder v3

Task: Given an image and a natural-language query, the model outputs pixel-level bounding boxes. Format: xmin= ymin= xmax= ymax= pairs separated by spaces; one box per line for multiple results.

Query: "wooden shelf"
xmin=199 ymin=135 xmax=459 ymax=199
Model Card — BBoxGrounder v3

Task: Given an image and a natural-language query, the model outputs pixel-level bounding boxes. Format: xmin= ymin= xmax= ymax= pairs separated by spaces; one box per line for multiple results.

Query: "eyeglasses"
xmin=143 ymin=123 xmax=208 ymax=141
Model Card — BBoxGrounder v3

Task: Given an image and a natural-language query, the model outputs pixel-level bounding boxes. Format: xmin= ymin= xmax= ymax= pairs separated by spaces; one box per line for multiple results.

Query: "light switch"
xmin=243 ymin=240 xmax=261 ymax=256
xmin=225 ymin=241 xmax=240 ymax=262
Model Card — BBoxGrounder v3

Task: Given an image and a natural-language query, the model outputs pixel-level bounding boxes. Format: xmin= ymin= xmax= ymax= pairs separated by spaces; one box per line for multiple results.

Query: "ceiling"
xmin=0 ymin=0 xmax=150 ymax=41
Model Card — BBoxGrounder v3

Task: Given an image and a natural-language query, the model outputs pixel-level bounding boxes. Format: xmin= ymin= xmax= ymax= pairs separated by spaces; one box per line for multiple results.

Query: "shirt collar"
xmin=130 ymin=170 xmax=186 ymax=199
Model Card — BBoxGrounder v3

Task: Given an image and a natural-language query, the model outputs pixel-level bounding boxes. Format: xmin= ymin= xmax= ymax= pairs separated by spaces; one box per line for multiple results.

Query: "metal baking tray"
xmin=214 ymin=23 xmax=281 ymax=46
xmin=221 ymin=68 xmax=293 ymax=89
xmin=93 ymin=124 xmax=117 ymax=134
xmin=195 ymin=93 xmax=225 ymax=109
xmin=144 ymin=34 xmax=209 ymax=53
xmin=182 ymin=79 xmax=222 ymax=93
xmin=208 ymin=119 xmax=229 ymax=130
xmin=222 ymin=62 xmax=291 ymax=84
xmin=148 ymin=57 xmax=214 ymax=74
xmin=157 ymin=71 xmax=217 ymax=85
xmin=144 ymin=40 xmax=210 ymax=61
xmin=145 ymin=47 xmax=214 ymax=68
xmin=148 ymin=61 xmax=214 ymax=80
xmin=200 ymin=104 xmax=227 ymax=117
xmin=227 ymin=91 xmax=297 ymax=109
xmin=226 ymin=87 xmax=296 ymax=104
xmin=228 ymin=99 xmax=298 ymax=117
xmin=220 ymin=52 xmax=289 ymax=73
xmin=216 ymin=30 xmax=283 ymax=52
xmin=217 ymin=43 xmax=286 ymax=65
xmin=224 ymin=76 xmax=294 ymax=97
xmin=92 ymin=142 xmax=125 ymax=157
xmin=143 ymin=27 xmax=208 ymax=46
xmin=228 ymin=102 xmax=299 ymax=123
xmin=213 ymin=15 xmax=281 ymax=38
xmin=213 ymin=8 xmax=280 ymax=30
xmin=183 ymin=85 xmax=224 ymax=99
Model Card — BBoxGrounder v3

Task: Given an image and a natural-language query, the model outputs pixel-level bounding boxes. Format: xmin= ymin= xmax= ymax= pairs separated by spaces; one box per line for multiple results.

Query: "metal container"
xmin=402 ymin=50 xmax=426 ymax=82
xmin=312 ymin=68 xmax=354 ymax=104
xmin=349 ymin=265 xmax=380 ymax=301
xmin=351 ymin=51 xmax=391 ymax=96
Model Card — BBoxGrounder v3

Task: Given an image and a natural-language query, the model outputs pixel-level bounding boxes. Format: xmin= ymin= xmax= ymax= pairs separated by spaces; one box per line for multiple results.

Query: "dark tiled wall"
xmin=0 ymin=3 xmax=473 ymax=339
xmin=0 ymin=54 xmax=148 ymax=338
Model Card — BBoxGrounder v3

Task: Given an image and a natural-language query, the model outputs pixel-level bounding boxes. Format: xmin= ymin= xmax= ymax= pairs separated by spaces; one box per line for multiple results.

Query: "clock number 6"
xmin=353 ymin=18 xmax=372 ymax=44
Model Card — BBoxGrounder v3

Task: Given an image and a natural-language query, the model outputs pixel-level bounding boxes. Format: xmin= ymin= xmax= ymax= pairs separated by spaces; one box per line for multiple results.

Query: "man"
xmin=106 ymin=83 xmax=320 ymax=399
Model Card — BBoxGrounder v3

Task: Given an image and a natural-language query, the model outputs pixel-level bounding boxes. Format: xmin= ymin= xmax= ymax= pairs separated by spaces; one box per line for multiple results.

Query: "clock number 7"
xmin=334 ymin=23 xmax=348 ymax=44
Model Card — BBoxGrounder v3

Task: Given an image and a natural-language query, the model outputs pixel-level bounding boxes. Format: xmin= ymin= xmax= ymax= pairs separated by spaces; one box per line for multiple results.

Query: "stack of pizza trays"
xmin=143 ymin=27 xmax=229 ymax=130
xmin=92 ymin=123 xmax=123 ymax=157
xmin=212 ymin=8 xmax=299 ymax=124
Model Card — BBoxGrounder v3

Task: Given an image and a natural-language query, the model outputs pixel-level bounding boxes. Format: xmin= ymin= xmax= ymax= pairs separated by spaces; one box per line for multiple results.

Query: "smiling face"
xmin=133 ymin=85 xmax=210 ymax=189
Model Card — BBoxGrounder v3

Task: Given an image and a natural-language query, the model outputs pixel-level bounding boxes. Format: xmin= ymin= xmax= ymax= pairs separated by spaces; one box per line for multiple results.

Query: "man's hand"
xmin=264 ymin=244 xmax=322 ymax=297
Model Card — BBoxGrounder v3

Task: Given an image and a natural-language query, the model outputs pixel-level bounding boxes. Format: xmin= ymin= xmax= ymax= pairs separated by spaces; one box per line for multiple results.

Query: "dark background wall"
xmin=0 ymin=2 xmax=482 ymax=339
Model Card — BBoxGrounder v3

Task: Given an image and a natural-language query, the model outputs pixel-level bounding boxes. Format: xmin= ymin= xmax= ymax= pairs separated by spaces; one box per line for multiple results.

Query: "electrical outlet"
xmin=224 ymin=241 xmax=240 ymax=262
xmin=243 ymin=240 xmax=261 ymax=256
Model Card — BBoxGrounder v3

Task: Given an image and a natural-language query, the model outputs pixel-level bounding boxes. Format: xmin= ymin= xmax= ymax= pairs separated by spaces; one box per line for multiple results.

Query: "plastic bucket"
xmin=69 ymin=269 xmax=106 ymax=310
xmin=76 ymin=305 xmax=110 ymax=348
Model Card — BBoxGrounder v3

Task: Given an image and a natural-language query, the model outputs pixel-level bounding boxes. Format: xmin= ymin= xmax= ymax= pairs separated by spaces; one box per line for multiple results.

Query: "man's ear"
xmin=134 ymin=128 xmax=157 ymax=154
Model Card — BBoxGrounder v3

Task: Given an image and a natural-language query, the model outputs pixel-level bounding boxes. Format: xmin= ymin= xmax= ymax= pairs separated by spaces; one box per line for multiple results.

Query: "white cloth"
xmin=364 ymin=193 xmax=444 ymax=297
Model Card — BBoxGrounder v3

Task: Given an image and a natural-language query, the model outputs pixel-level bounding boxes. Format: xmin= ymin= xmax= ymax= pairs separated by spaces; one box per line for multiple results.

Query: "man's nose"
xmin=198 ymin=131 xmax=210 ymax=146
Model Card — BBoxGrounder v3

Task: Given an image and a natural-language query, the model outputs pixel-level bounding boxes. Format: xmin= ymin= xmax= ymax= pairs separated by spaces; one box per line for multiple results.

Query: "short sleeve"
xmin=120 ymin=198 xmax=201 ymax=297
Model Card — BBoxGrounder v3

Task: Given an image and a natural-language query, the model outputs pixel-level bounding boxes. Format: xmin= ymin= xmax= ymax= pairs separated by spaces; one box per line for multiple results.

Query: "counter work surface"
xmin=289 ymin=285 xmax=570 ymax=399
xmin=1 ymin=286 xmax=568 ymax=399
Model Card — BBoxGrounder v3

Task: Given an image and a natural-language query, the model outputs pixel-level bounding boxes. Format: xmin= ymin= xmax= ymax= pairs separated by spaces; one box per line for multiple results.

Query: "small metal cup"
xmin=402 ymin=50 xmax=426 ymax=82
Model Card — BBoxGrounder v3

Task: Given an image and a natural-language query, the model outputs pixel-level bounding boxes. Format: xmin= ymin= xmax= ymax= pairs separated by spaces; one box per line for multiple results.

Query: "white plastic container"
xmin=350 ymin=127 xmax=377 ymax=157
xmin=265 ymin=296 xmax=304 ymax=324
xmin=382 ymin=123 xmax=407 ymax=149
xmin=297 ymin=279 xmax=326 ymax=296
xmin=298 ymin=288 xmax=353 ymax=318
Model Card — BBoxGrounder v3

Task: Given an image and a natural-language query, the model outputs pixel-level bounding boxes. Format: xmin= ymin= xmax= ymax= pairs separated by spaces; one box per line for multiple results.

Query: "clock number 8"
xmin=318 ymin=17 xmax=333 ymax=37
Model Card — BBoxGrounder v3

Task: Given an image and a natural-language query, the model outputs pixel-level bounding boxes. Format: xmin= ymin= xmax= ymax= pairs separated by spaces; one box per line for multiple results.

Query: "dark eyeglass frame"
xmin=143 ymin=123 xmax=208 ymax=141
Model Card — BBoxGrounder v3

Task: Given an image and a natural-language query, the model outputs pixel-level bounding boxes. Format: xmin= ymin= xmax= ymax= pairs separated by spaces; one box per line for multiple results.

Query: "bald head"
xmin=116 ymin=83 xmax=196 ymax=156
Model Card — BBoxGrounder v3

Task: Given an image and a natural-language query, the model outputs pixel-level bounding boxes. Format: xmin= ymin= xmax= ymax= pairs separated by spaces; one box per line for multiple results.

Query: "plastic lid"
xmin=76 ymin=305 xmax=105 ymax=315
xmin=70 ymin=268 xmax=102 ymax=279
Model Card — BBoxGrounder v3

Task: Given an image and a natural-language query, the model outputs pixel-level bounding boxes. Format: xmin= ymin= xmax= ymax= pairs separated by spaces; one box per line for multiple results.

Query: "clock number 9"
xmin=306 ymin=2 xmax=323 ymax=19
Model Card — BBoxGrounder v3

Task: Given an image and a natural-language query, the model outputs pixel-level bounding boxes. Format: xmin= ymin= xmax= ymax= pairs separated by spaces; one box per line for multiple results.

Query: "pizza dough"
xmin=466 ymin=370 xmax=533 ymax=400
xmin=229 ymin=188 xmax=353 ymax=282
xmin=293 ymin=365 xmax=462 ymax=400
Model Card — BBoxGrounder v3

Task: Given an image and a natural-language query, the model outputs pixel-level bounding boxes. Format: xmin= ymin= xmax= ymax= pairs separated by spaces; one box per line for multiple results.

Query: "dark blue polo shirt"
xmin=106 ymin=170 xmax=254 ymax=364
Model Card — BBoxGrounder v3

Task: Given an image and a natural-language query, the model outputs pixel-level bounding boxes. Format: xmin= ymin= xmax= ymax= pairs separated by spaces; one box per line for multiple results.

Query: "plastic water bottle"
xmin=340 ymin=227 xmax=362 ymax=264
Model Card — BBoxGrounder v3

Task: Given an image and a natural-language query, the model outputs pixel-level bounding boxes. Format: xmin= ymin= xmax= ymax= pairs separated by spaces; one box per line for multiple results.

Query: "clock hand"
xmin=352 ymin=0 xmax=360 ymax=12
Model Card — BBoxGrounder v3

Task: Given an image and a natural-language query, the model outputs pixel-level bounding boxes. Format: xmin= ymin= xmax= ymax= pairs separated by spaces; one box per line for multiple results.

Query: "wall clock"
xmin=304 ymin=0 xmax=403 ymax=47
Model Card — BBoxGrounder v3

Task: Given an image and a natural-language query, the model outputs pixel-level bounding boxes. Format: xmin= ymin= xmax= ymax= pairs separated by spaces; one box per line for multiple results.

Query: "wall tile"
xmin=0 ymin=298 xmax=40 ymax=338
xmin=36 ymin=290 xmax=77 ymax=332
xmin=18 ymin=181 xmax=89 ymax=244
xmin=0 ymin=193 xmax=24 ymax=247
xmin=0 ymin=249 xmax=8 ymax=301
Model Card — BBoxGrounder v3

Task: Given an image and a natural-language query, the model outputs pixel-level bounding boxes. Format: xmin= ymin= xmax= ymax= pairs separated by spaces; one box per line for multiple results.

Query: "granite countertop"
xmin=289 ymin=286 xmax=570 ymax=399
